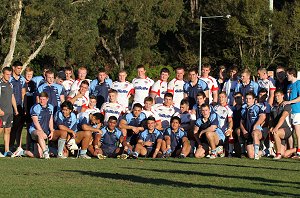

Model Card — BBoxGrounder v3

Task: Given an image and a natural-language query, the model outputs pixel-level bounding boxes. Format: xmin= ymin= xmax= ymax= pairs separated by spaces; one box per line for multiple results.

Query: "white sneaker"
xmin=79 ymin=154 xmax=91 ymax=159
xmin=43 ymin=152 xmax=50 ymax=159
xmin=67 ymin=138 xmax=78 ymax=150
xmin=216 ymin=146 xmax=225 ymax=157
xmin=0 ymin=152 xmax=5 ymax=158
xmin=11 ymin=147 xmax=24 ymax=158
xmin=57 ymin=154 xmax=67 ymax=159
xmin=254 ymin=154 xmax=259 ymax=160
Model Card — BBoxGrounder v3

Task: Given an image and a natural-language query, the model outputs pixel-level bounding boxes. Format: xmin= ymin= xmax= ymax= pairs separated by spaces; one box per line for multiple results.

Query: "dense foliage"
xmin=0 ymin=0 xmax=298 ymax=77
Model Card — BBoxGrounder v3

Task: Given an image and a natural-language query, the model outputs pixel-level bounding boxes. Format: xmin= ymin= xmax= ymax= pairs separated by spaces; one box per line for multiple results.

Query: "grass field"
xmin=0 ymin=156 xmax=299 ymax=197
xmin=0 ymin=131 xmax=299 ymax=198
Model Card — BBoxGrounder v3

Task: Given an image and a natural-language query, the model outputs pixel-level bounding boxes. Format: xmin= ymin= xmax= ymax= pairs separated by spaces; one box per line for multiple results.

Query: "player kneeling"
xmin=161 ymin=116 xmax=190 ymax=158
xmin=193 ymin=104 xmax=225 ymax=159
xmin=96 ymin=116 xmax=126 ymax=159
xmin=132 ymin=117 xmax=163 ymax=159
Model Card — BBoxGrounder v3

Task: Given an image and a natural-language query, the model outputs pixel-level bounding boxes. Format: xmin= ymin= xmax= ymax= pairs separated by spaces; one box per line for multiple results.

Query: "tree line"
xmin=0 ymin=0 xmax=298 ymax=78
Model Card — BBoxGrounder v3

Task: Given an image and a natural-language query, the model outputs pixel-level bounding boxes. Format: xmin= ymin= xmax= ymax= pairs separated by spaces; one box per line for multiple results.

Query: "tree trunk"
xmin=2 ymin=0 xmax=22 ymax=69
xmin=22 ymin=19 xmax=55 ymax=73
xmin=100 ymin=36 xmax=119 ymax=67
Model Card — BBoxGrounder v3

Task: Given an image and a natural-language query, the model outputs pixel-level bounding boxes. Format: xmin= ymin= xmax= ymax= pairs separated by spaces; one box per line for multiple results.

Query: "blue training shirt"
xmin=195 ymin=112 xmax=225 ymax=141
xmin=287 ymin=80 xmax=300 ymax=113
xmin=54 ymin=111 xmax=77 ymax=132
xmin=29 ymin=103 xmax=54 ymax=135
xmin=101 ymin=126 xmax=123 ymax=146
xmin=235 ymin=81 xmax=259 ymax=100
xmin=122 ymin=112 xmax=147 ymax=127
xmin=9 ymin=75 xmax=26 ymax=106
xmin=163 ymin=127 xmax=187 ymax=151
xmin=38 ymin=83 xmax=65 ymax=109
xmin=183 ymin=79 xmax=209 ymax=109
xmin=139 ymin=129 xmax=163 ymax=147
xmin=241 ymin=104 xmax=265 ymax=132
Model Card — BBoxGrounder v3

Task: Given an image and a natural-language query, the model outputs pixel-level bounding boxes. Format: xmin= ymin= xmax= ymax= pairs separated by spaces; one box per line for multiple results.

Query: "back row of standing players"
xmin=0 ymin=61 xmax=299 ymax=160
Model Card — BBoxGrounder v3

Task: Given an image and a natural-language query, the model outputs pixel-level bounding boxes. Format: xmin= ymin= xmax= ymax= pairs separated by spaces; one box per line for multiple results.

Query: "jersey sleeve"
xmin=30 ymin=105 xmax=40 ymax=117
xmin=150 ymin=81 xmax=161 ymax=95
xmin=211 ymin=77 xmax=219 ymax=92
xmin=210 ymin=113 xmax=219 ymax=126
xmin=167 ymin=79 xmax=175 ymax=94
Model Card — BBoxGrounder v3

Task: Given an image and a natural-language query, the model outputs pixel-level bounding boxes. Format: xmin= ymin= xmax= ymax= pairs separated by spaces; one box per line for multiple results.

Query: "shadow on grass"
xmin=63 ymin=170 xmax=299 ymax=197
xmin=155 ymin=159 xmax=299 ymax=172
xmin=124 ymin=167 xmax=300 ymax=186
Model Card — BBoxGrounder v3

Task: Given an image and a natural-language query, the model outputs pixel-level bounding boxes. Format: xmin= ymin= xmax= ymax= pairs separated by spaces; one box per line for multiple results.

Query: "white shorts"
xmin=291 ymin=113 xmax=300 ymax=125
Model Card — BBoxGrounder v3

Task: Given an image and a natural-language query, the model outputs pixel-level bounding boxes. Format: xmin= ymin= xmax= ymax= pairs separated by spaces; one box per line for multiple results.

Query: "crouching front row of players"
xmin=27 ymin=91 xmax=291 ymax=160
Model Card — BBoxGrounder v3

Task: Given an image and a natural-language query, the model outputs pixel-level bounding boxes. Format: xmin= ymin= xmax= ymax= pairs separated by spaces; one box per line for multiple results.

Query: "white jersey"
xmin=257 ymin=78 xmax=276 ymax=98
xmin=100 ymin=102 xmax=126 ymax=123
xmin=214 ymin=104 xmax=233 ymax=132
xmin=69 ymin=79 xmax=90 ymax=98
xmin=68 ymin=92 xmax=89 ymax=113
xmin=152 ymin=104 xmax=178 ymax=129
xmin=62 ymin=79 xmax=74 ymax=96
xmin=112 ymin=81 xmax=134 ymax=108
xmin=151 ymin=80 xmax=168 ymax=104
xmin=200 ymin=76 xmax=219 ymax=104
xmin=167 ymin=78 xmax=185 ymax=108
xmin=142 ymin=109 xmax=161 ymax=121
xmin=173 ymin=110 xmax=196 ymax=132
xmin=132 ymin=77 xmax=154 ymax=105
xmin=77 ymin=107 xmax=100 ymax=118
xmin=222 ymin=79 xmax=239 ymax=106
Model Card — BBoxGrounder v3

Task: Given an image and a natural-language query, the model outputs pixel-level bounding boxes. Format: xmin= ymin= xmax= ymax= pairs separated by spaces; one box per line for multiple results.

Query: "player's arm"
xmin=48 ymin=115 xmax=55 ymax=139
xmin=119 ymin=119 xmax=143 ymax=133
xmin=81 ymin=124 xmax=102 ymax=134
xmin=201 ymin=124 xmax=217 ymax=134
xmin=164 ymin=135 xmax=171 ymax=150
xmin=272 ymin=110 xmax=290 ymax=133
xmin=32 ymin=116 xmax=44 ymax=131
xmin=240 ymin=119 xmax=248 ymax=135
xmin=225 ymin=117 xmax=233 ymax=136
xmin=11 ymin=94 xmax=19 ymax=115
xmin=268 ymin=89 xmax=275 ymax=106
xmin=58 ymin=124 xmax=76 ymax=137
xmin=283 ymin=95 xmax=300 ymax=105
xmin=212 ymin=90 xmax=218 ymax=103
xmin=253 ymin=113 xmax=266 ymax=131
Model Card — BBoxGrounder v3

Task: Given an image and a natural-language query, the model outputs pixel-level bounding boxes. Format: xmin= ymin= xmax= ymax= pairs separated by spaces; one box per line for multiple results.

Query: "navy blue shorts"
xmin=101 ymin=145 xmax=118 ymax=157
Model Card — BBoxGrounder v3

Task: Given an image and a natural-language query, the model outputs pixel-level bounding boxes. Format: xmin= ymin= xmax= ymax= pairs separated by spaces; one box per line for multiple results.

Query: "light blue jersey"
xmin=287 ymin=80 xmax=300 ymax=113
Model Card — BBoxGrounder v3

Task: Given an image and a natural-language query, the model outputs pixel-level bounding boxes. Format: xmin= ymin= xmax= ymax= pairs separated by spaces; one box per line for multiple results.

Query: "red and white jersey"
xmin=142 ymin=109 xmax=161 ymax=121
xmin=214 ymin=104 xmax=233 ymax=132
xmin=151 ymin=80 xmax=168 ymax=104
xmin=100 ymin=102 xmax=126 ymax=123
xmin=132 ymin=77 xmax=154 ymax=105
xmin=112 ymin=81 xmax=134 ymax=108
xmin=173 ymin=110 xmax=196 ymax=132
xmin=68 ymin=92 xmax=89 ymax=113
xmin=199 ymin=76 xmax=219 ymax=104
xmin=77 ymin=107 xmax=100 ymax=118
xmin=69 ymin=79 xmax=90 ymax=98
xmin=62 ymin=79 xmax=74 ymax=95
xmin=152 ymin=104 xmax=178 ymax=129
xmin=257 ymin=78 xmax=276 ymax=98
xmin=167 ymin=78 xmax=185 ymax=108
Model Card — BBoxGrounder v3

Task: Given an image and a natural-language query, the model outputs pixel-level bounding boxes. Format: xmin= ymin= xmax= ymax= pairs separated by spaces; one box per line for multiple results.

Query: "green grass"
xmin=0 ymin=157 xmax=299 ymax=197
xmin=1 ymin=132 xmax=299 ymax=197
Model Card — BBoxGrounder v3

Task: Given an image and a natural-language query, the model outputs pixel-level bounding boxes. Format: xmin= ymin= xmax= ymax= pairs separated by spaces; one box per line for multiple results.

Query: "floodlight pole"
xmin=199 ymin=15 xmax=231 ymax=75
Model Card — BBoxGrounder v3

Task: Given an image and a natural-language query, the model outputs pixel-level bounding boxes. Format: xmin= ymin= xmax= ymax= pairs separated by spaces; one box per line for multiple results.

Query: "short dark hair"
xmin=133 ymin=103 xmax=143 ymax=110
xmin=108 ymin=89 xmax=118 ymax=94
xmin=274 ymin=89 xmax=284 ymax=95
xmin=39 ymin=92 xmax=49 ymax=98
xmin=93 ymin=113 xmax=104 ymax=123
xmin=171 ymin=116 xmax=181 ymax=124
xmin=147 ymin=116 xmax=156 ymax=122
xmin=286 ymin=68 xmax=297 ymax=78
xmin=2 ymin=67 xmax=12 ymax=73
xmin=89 ymin=95 xmax=97 ymax=100
xmin=164 ymin=92 xmax=173 ymax=99
xmin=64 ymin=66 xmax=73 ymax=72
xmin=108 ymin=116 xmax=118 ymax=122
xmin=202 ymin=63 xmax=211 ymax=70
xmin=197 ymin=91 xmax=206 ymax=98
xmin=234 ymin=92 xmax=243 ymax=97
xmin=136 ymin=65 xmax=145 ymax=70
xmin=12 ymin=61 xmax=23 ymax=67
xmin=81 ymin=80 xmax=90 ymax=86
xmin=219 ymin=91 xmax=227 ymax=96
xmin=258 ymin=88 xmax=268 ymax=95
xmin=160 ymin=67 xmax=170 ymax=75
xmin=189 ymin=68 xmax=198 ymax=74
xmin=180 ymin=99 xmax=189 ymax=106
xmin=245 ymin=92 xmax=256 ymax=99
xmin=98 ymin=68 xmax=106 ymax=74
xmin=61 ymin=101 xmax=74 ymax=111
xmin=200 ymin=103 xmax=210 ymax=109
xmin=144 ymin=96 xmax=153 ymax=103
xmin=230 ymin=64 xmax=239 ymax=72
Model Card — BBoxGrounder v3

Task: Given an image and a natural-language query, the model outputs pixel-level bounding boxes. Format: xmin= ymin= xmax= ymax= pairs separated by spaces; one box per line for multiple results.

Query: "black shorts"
xmin=126 ymin=134 xmax=139 ymax=146
xmin=281 ymin=127 xmax=293 ymax=146
xmin=0 ymin=113 xmax=13 ymax=128
xmin=101 ymin=145 xmax=118 ymax=157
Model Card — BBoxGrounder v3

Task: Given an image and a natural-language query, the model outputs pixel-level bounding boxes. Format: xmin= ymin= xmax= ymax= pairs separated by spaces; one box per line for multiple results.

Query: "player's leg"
xmin=52 ymin=130 xmax=68 ymax=158
xmin=181 ymin=140 xmax=191 ymax=157
xmin=294 ymin=124 xmax=300 ymax=156
xmin=252 ymin=129 xmax=262 ymax=159
xmin=31 ymin=130 xmax=49 ymax=159
xmin=195 ymin=144 xmax=206 ymax=158
xmin=206 ymin=132 xmax=219 ymax=158
xmin=272 ymin=128 xmax=286 ymax=159
xmin=76 ymin=131 xmax=92 ymax=158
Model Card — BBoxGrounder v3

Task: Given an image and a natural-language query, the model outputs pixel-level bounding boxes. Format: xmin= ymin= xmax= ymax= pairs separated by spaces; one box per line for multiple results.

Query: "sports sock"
xmin=57 ymin=138 xmax=66 ymax=156
xmin=228 ymin=138 xmax=234 ymax=154
xmin=254 ymin=144 xmax=259 ymax=155
xmin=80 ymin=149 xmax=87 ymax=155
